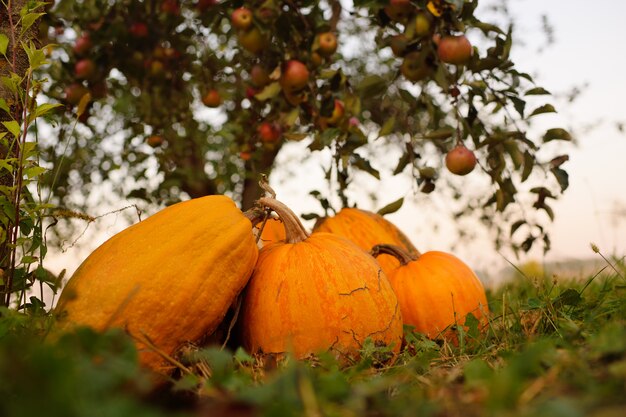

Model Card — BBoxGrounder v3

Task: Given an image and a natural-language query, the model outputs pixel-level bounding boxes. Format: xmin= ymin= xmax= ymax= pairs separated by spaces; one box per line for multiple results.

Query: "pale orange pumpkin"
xmin=241 ymin=197 xmax=403 ymax=361
xmin=55 ymin=196 xmax=260 ymax=374
xmin=313 ymin=208 xmax=418 ymax=276
xmin=371 ymin=244 xmax=489 ymax=340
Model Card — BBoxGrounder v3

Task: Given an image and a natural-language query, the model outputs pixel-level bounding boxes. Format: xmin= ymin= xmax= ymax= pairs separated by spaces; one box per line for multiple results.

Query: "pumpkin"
xmin=371 ymin=244 xmax=489 ymax=340
xmin=313 ymin=208 xmax=419 ymax=276
xmin=241 ymin=197 xmax=403 ymax=361
xmin=55 ymin=195 xmax=260 ymax=373
xmin=255 ymin=216 xmax=286 ymax=245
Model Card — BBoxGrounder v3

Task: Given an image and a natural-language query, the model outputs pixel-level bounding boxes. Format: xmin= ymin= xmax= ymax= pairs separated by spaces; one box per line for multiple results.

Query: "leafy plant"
xmin=0 ymin=0 xmax=62 ymax=309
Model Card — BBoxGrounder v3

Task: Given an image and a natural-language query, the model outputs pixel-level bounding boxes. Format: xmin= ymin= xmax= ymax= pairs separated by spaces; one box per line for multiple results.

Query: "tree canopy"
xmin=1 ymin=0 xmax=572 ymax=287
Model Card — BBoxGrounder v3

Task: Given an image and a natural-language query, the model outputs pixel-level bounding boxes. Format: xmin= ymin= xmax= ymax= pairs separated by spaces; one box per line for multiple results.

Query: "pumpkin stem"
xmin=370 ymin=244 xmax=419 ymax=266
xmin=257 ymin=197 xmax=309 ymax=243
xmin=243 ymin=206 xmax=267 ymax=227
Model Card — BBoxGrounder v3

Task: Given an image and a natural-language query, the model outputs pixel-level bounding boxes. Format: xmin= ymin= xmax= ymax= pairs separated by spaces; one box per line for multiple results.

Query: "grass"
xmin=1 ymin=254 xmax=625 ymax=417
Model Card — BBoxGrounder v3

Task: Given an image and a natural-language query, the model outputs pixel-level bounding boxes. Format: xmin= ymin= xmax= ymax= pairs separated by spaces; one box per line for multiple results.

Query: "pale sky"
xmin=46 ymin=0 xmax=626 ymax=283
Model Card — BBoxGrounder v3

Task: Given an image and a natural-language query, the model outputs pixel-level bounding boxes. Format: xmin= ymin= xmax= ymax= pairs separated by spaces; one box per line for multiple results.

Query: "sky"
xmin=45 ymin=0 xmax=626 ymax=283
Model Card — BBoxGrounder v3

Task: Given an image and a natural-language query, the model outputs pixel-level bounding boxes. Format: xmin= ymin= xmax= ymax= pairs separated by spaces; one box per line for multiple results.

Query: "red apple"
xmin=445 ymin=144 xmax=477 ymax=175
xmin=258 ymin=122 xmax=281 ymax=143
xmin=280 ymin=60 xmax=309 ymax=93
xmin=64 ymin=83 xmax=89 ymax=105
xmin=149 ymin=60 xmax=165 ymax=77
xmin=74 ymin=58 xmax=96 ymax=80
xmin=400 ymin=52 xmax=433 ymax=82
xmin=316 ymin=32 xmax=338 ymax=56
xmin=384 ymin=0 xmax=414 ymax=22
xmin=202 ymin=89 xmax=222 ymax=107
xmin=414 ymin=11 xmax=432 ymax=37
xmin=161 ymin=0 xmax=180 ymax=15
xmin=389 ymin=34 xmax=408 ymax=57
xmin=196 ymin=0 xmax=217 ymax=13
xmin=326 ymin=99 xmax=345 ymax=126
xmin=231 ymin=7 xmax=253 ymax=30
xmin=437 ymin=34 xmax=473 ymax=65
xmin=73 ymin=33 xmax=92 ymax=55
xmin=246 ymin=86 xmax=258 ymax=99
xmin=310 ymin=51 xmax=323 ymax=67
xmin=147 ymin=135 xmax=165 ymax=148
xmin=250 ymin=64 xmax=270 ymax=87
xmin=129 ymin=22 xmax=149 ymax=38
xmin=238 ymin=27 xmax=268 ymax=54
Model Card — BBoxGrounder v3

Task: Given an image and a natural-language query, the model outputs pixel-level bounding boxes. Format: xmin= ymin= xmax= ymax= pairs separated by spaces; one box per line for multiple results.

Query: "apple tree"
xmin=38 ymin=0 xmax=571 ymax=255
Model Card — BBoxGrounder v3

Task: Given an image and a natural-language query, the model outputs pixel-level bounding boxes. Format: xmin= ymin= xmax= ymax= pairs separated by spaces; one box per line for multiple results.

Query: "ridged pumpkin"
xmin=313 ymin=208 xmax=418 ymax=276
xmin=255 ymin=216 xmax=286 ymax=246
xmin=55 ymin=195 xmax=260 ymax=373
xmin=372 ymin=244 xmax=489 ymax=340
xmin=241 ymin=197 xmax=403 ymax=361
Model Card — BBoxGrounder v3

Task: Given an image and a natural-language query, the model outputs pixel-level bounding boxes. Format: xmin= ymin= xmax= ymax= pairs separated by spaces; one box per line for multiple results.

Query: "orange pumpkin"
xmin=241 ymin=197 xmax=403 ymax=361
xmin=55 ymin=196 xmax=260 ymax=374
xmin=255 ymin=216 xmax=286 ymax=245
xmin=313 ymin=208 xmax=418 ymax=276
xmin=371 ymin=244 xmax=489 ymax=340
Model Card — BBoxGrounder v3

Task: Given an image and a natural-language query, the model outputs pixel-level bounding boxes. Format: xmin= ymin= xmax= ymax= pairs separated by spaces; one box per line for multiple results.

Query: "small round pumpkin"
xmin=55 ymin=196 xmax=260 ymax=374
xmin=254 ymin=216 xmax=286 ymax=246
xmin=313 ymin=207 xmax=418 ymax=276
xmin=241 ymin=197 xmax=403 ymax=361
xmin=371 ymin=244 xmax=489 ymax=340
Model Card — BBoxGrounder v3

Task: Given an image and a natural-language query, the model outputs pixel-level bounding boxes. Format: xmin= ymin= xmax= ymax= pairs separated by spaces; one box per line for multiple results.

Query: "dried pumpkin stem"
xmin=257 ymin=197 xmax=309 ymax=244
xmin=370 ymin=244 xmax=419 ymax=266
xmin=244 ymin=206 xmax=268 ymax=227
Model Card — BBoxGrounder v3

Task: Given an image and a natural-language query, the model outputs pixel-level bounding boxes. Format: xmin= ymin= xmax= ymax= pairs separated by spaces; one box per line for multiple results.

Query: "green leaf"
xmin=424 ymin=127 xmax=454 ymax=140
xmin=471 ymin=20 xmax=505 ymax=36
xmin=22 ymin=41 xmax=47 ymax=70
xmin=356 ymin=75 xmax=388 ymax=97
xmin=282 ymin=132 xmax=308 ymax=141
xmin=529 ymin=104 xmax=557 ymax=117
xmin=552 ymin=288 xmax=581 ymax=307
xmin=283 ymin=107 xmax=299 ymax=127
xmin=393 ymin=151 xmax=411 ymax=175
xmin=20 ymin=13 xmax=46 ymax=36
xmin=521 ymin=151 xmax=534 ymax=182
xmin=1 ymin=74 xmax=20 ymax=95
xmin=525 ymin=87 xmax=550 ymax=96
xmin=0 ymin=98 xmax=10 ymax=115
xmin=76 ymin=93 xmax=92 ymax=117
xmin=377 ymin=197 xmax=404 ymax=216
xmin=352 ymin=154 xmax=380 ymax=179
xmin=378 ymin=116 xmax=396 ymax=138
xmin=551 ymin=167 xmax=569 ymax=191
xmin=254 ymin=82 xmax=281 ymax=101
xmin=0 ymin=34 xmax=8 ymax=57
xmin=0 ymin=159 xmax=15 ymax=174
xmin=543 ymin=128 xmax=572 ymax=142
xmin=29 ymin=102 xmax=63 ymax=124
xmin=510 ymin=220 xmax=525 ymax=236
xmin=2 ymin=121 xmax=21 ymax=138
xmin=541 ymin=204 xmax=555 ymax=221
xmin=24 ymin=166 xmax=46 ymax=179
xmin=510 ymin=96 xmax=526 ymax=118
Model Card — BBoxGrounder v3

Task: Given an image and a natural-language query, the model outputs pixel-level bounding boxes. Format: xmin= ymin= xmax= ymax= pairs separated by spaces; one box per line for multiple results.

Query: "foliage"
xmin=37 ymin=0 xmax=571 ymax=254
xmin=0 ymin=1 xmax=62 ymax=307
xmin=1 ymin=254 xmax=625 ymax=416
